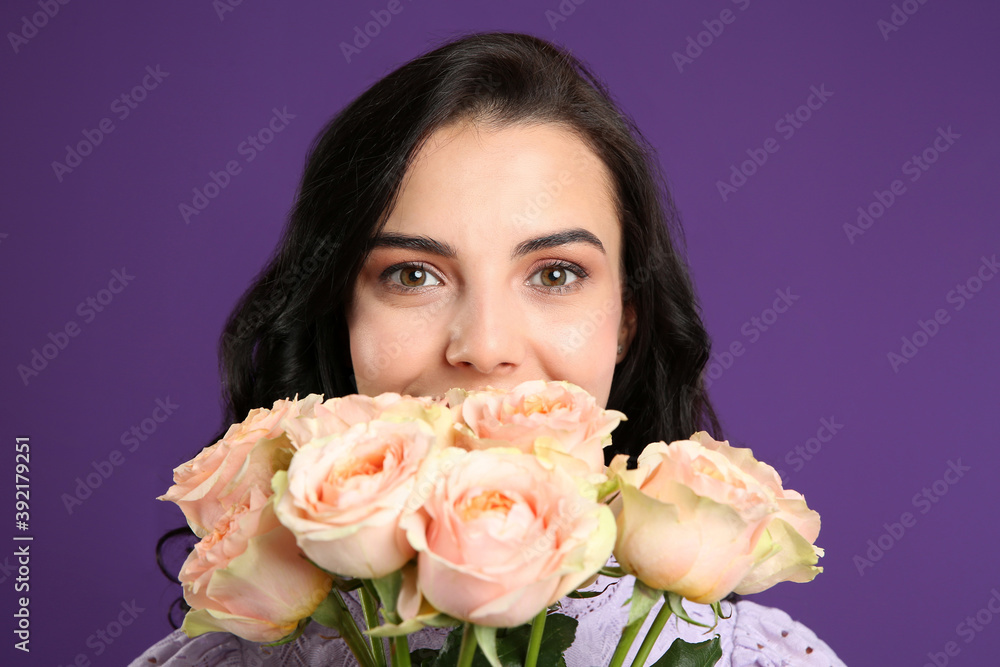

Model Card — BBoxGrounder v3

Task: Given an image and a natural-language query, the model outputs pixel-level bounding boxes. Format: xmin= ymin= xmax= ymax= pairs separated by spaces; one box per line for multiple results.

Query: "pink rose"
xmin=160 ymin=395 xmax=319 ymax=536
xmin=280 ymin=392 xmax=454 ymax=451
xmin=445 ymin=380 xmax=627 ymax=478
xmin=272 ymin=418 xmax=438 ymax=579
xmin=687 ymin=431 xmax=823 ymax=595
xmin=399 ymin=448 xmax=616 ymax=627
xmin=178 ymin=487 xmax=332 ymax=643
xmin=612 ymin=436 xmax=822 ymax=604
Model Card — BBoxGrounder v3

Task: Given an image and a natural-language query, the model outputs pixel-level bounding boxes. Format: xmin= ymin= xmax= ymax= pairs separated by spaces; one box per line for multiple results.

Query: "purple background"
xmin=2 ymin=0 xmax=998 ymax=664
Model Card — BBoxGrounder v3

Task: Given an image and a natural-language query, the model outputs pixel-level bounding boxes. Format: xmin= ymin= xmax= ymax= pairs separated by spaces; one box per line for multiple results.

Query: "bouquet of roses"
xmin=159 ymin=380 xmax=823 ymax=667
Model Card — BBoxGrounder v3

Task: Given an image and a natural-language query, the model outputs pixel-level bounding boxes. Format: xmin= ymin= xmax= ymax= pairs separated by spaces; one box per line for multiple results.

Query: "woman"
xmin=133 ymin=31 xmax=844 ymax=666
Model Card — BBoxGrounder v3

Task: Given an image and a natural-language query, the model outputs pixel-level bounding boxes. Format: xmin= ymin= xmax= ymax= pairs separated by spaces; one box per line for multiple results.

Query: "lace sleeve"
xmin=558 ymin=573 xmax=736 ymax=666
xmin=556 ymin=574 xmax=847 ymax=667
xmin=130 ymin=581 xmax=845 ymax=666
xmin=128 ymin=590 xmax=451 ymax=667
xmin=729 ymin=599 xmax=847 ymax=667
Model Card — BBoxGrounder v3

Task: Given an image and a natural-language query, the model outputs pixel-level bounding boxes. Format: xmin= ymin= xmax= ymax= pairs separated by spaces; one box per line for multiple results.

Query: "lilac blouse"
xmin=129 ymin=573 xmax=846 ymax=667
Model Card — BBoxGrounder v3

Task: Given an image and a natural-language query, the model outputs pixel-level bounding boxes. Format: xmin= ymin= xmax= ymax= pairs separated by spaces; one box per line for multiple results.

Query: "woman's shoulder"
xmin=130 ymin=619 xmax=450 ymax=666
xmin=558 ymin=576 xmax=846 ymax=667
xmin=129 ymin=593 xmax=449 ymax=667
xmin=128 ymin=625 xmax=250 ymax=667
xmin=728 ymin=598 xmax=846 ymax=667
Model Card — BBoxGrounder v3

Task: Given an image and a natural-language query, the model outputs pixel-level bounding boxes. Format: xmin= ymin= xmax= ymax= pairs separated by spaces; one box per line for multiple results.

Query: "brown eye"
xmin=400 ymin=267 xmax=427 ymax=287
xmin=384 ymin=263 xmax=442 ymax=291
xmin=539 ymin=266 xmax=569 ymax=287
xmin=529 ymin=261 xmax=586 ymax=291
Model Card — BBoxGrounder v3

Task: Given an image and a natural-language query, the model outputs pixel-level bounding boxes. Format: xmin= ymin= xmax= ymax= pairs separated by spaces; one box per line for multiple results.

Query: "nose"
xmin=444 ymin=285 xmax=525 ymax=376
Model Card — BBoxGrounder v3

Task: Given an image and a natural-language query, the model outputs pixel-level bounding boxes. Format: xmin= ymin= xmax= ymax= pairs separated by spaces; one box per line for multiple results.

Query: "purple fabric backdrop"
xmin=2 ymin=0 xmax=997 ymax=664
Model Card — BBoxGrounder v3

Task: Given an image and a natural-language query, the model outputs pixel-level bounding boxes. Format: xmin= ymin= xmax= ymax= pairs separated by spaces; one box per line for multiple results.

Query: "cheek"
xmin=540 ymin=297 xmax=621 ymax=404
xmin=347 ymin=301 xmax=403 ymax=394
xmin=348 ymin=301 xmax=441 ymax=394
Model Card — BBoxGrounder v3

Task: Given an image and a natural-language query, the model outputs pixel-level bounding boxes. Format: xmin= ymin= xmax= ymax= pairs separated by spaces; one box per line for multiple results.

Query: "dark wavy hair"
xmin=158 ymin=30 xmax=729 ymax=629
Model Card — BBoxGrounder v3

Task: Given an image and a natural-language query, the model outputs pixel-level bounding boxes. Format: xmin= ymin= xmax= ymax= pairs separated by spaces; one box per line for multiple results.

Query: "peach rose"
xmin=399 ymin=447 xmax=616 ymax=627
xmin=179 ymin=487 xmax=332 ymax=643
xmin=687 ymin=431 xmax=824 ymax=595
xmin=612 ymin=435 xmax=822 ymax=604
xmin=444 ymin=380 xmax=626 ymax=478
xmin=280 ymin=392 xmax=454 ymax=451
xmin=272 ymin=418 xmax=438 ymax=579
xmin=160 ymin=395 xmax=320 ymax=536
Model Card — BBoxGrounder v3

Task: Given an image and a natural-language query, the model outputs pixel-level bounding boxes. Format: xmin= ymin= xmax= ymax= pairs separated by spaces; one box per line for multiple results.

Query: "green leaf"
xmin=328 ymin=573 xmax=365 ymax=591
xmin=473 ymin=626 xmax=501 ymax=667
xmin=648 ymin=636 xmax=722 ymax=666
xmin=370 ymin=570 xmax=404 ymax=620
xmin=410 ymin=648 xmax=439 ymax=667
xmin=710 ymin=600 xmax=732 ymax=621
xmin=430 ymin=614 xmax=578 ymax=667
xmin=261 ymin=617 xmax=309 ymax=646
xmin=311 ymin=592 xmax=342 ymax=629
xmin=310 ymin=590 xmax=377 ymax=667
xmin=429 ymin=625 xmax=465 ymax=666
xmin=566 ymin=590 xmax=603 ymax=599
xmin=599 ymin=565 xmax=627 ymax=577
xmin=627 ymin=580 xmax=662 ymax=627
xmin=665 ymin=592 xmax=711 ymax=629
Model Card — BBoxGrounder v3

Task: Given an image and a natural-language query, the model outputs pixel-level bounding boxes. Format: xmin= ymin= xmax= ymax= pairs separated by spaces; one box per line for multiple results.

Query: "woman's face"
xmin=346 ymin=120 xmax=636 ymax=408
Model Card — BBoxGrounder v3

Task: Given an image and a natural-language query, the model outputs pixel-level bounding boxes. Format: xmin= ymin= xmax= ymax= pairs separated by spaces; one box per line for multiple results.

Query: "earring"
xmin=617 ymin=345 xmax=623 ymax=354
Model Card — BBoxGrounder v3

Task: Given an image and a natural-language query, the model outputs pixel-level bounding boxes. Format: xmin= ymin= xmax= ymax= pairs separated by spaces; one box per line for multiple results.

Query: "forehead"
xmin=382 ymin=121 xmax=620 ymax=251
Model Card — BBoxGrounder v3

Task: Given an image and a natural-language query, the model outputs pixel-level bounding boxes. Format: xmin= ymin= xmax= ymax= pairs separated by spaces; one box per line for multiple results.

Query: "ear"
xmin=617 ymin=300 xmax=638 ymax=359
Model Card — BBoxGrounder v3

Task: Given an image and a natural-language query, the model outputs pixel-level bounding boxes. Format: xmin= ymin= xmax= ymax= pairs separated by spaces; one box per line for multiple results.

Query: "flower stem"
xmin=607 ymin=604 xmax=652 ymax=667
xmin=392 ymin=634 xmax=412 ymax=667
xmin=359 ymin=585 xmax=387 ymax=667
xmin=629 ymin=603 xmax=673 ymax=667
xmin=524 ymin=609 xmax=547 ymax=667
xmin=456 ymin=623 xmax=478 ymax=667
xmin=328 ymin=590 xmax=377 ymax=667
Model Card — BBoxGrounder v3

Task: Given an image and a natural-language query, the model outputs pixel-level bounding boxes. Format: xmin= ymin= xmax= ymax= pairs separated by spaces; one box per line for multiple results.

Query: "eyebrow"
xmin=371 ymin=227 xmax=606 ymax=260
